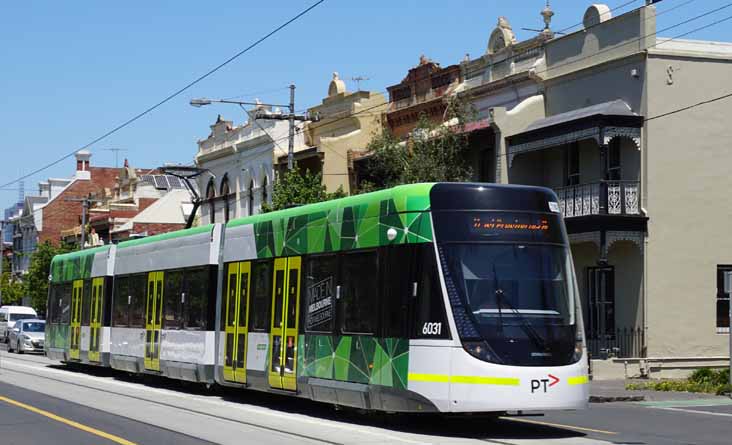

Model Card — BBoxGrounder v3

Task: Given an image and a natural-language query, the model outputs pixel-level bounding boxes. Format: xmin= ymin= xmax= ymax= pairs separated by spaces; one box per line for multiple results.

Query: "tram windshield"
xmin=435 ymin=211 xmax=581 ymax=366
xmin=443 ymin=244 xmax=575 ymax=327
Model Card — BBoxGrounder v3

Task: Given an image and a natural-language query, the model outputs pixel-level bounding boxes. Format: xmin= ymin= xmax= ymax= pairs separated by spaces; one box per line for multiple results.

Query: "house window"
xmin=248 ymin=180 xmax=255 ymax=216
xmin=262 ymin=175 xmax=268 ymax=207
xmin=608 ymin=139 xmax=621 ymax=181
xmin=206 ymin=179 xmax=216 ymax=224
xmin=566 ymin=142 xmax=580 ymax=186
xmin=716 ymin=266 xmax=732 ymax=332
xmin=220 ymin=175 xmax=230 ymax=223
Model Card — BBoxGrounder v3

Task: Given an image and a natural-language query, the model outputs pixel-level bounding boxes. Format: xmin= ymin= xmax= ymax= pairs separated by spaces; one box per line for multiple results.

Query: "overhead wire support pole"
xmin=288 ymin=84 xmax=296 ymax=170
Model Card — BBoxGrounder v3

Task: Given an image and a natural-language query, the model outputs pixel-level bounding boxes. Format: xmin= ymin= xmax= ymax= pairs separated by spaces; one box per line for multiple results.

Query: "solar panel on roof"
xmin=152 ymin=175 xmax=169 ymax=190
xmin=166 ymin=176 xmax=183 ymax=189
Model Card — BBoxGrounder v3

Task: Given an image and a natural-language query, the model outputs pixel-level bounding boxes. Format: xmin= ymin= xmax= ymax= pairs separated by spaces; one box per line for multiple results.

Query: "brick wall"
xmin=40 ymin=168 xmax=120 ymax=245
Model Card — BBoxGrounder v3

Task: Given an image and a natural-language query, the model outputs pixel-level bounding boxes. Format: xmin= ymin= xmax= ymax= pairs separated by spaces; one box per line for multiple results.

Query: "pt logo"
xmin=530 ymin=374 xmax=560 ymax=393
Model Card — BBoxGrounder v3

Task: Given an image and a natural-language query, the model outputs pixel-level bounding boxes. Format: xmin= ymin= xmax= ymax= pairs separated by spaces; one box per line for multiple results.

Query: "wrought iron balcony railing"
xmin=555 ymin=181 xmax=640 ymax=217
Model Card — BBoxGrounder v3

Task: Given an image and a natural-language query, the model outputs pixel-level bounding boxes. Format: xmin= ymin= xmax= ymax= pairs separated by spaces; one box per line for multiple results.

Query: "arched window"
xmin=206 ymin=179 xmax=216 ymax=224
xmin=262 ymin=175 xmax=268 ymax=207
xmin=220 ymin=175 xmax=230 ymax=223
xmin=249 ymin=180 xmax=255 ymax=216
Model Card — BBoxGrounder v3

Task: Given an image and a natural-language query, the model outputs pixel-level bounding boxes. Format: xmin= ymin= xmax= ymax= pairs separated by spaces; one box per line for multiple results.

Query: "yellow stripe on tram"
xmin=407 ymin=373 xmax=449 ymax=383
xmin=568 ymin=375 xmax=589 ymax=385
xmin=450 ymin=375 xmax=520 ymax=386
xmin=408 ymin=373 xmax=520 ymax=386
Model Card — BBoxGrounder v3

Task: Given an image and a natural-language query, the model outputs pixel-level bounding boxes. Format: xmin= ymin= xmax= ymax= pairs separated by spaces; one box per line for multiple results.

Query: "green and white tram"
xmin=46 ymin=183 xmax=588 ymax=413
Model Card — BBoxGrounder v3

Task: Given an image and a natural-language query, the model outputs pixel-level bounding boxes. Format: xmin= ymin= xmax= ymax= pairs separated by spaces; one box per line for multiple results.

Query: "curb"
xmin=590 ymin=395 xmax=646 ymax=403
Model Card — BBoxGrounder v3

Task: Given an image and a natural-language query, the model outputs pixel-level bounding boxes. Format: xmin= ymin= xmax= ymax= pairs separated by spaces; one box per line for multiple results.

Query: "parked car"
xmin=0 ymin=306 xmax=38 ymax=343
xmin=8 ymin=319 xmax=45 ymax=354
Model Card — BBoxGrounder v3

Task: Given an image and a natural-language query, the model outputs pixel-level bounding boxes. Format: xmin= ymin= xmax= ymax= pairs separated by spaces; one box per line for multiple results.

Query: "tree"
xmin=357 ymin=96 xmax=474 ymax=192
xmin=263 ymin=167 xmax=346 ymax=212
xmin=23 ymin=241 xmax=72 ymax=315
xmin=1 ymin=256 xmax=24 ymax=305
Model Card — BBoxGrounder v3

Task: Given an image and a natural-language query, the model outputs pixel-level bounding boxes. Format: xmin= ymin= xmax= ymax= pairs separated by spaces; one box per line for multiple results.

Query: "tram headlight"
xmin=463 ymin=341 xmax=499 ymax=363
xmin=572 ymin=334 xmax=584 ymax=362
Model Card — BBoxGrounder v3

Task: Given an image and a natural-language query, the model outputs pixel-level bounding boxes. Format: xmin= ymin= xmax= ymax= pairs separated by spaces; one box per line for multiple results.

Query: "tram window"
xmin=164 ymin=270 xmax=184 ymax=329
xmin=381 ymin=245 xmax=414 ymax=338
xmin=305 ymin=255 xmax=337 ymax=333
xmin=183 ymin=267 xmax=209 ymax=330
xmin=129 ymin=274 xmax=146 ymax=328
xmin=82 ymin=280 xmax=91 ymax=325
xmin=414 ymin=245 xmax=449 ymax=339
xmin=249 ymin=261 xmax=272 ymax=331
xmin=340 ymin=251 xmax=378 ymax=335
xmin=60 ymin=283 xmax=72 ymax=324
xmin=113 ymin=276 xmax=130 ymax=327
xmin=49 ymin=284 xmax=62 ymax=323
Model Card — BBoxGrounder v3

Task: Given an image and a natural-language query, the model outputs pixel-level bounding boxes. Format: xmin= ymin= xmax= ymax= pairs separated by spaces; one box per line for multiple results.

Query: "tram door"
xmin=268 ymin=257 xmax=301 ymax=391
xmin=88 ymin=277 xmax=104 ymax=363
xmin=223 ymin=262 xmax=251 ymax=384
xmin=144 ymin=271 xmax=164 ymax=371
xmin=69 ymin=280 xmax=83 ymax=360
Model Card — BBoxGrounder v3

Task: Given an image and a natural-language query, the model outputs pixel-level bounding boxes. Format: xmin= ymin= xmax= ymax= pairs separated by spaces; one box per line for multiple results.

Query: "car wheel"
xmin=17 ymin=341 xmax=23 ymax=354
xmin=7 ymin=339 xmax=12 ymax=352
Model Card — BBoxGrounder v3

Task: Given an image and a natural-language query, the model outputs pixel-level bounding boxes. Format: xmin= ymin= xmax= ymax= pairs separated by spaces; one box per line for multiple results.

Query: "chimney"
xmin=75 ymin=150 xmax=92 ymax=180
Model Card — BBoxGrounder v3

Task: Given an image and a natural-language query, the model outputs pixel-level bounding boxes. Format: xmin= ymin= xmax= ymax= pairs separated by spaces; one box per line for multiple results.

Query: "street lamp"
xmin=189 ymin=98 xmax=289 ymax=109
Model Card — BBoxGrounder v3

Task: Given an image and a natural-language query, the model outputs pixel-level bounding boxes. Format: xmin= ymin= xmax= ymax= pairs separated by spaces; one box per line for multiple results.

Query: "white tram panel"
xmin=111 ymin=225 xmax=221 ymax=377
xmin=221 ymin=223 xmax=257 ymax=263
xmin=246 ymin=332 xmax=269 ymax=372
xmin=406 ymin=341 xmax=453 ymax=413
xmin=446 ymin=348 xmax=589 ymax=412
xmin=114 ymin=226 xmax=216 ymax=275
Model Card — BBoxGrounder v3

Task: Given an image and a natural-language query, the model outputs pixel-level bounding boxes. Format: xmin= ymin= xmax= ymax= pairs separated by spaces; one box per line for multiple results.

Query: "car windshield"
xmin=443 ymin=243 xmax=576 ymax=327
xmin=23 ymin=322 xmax=45 ymax=332
xmin=10 ymin=313 xmax=35 ymax=322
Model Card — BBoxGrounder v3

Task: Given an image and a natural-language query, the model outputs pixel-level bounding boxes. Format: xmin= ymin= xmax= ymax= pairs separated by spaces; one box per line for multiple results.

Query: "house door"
xmin=268 ymin=257 xmax=301 ymax=391
xmin=587 ymin=267 xmax=615 ymax=340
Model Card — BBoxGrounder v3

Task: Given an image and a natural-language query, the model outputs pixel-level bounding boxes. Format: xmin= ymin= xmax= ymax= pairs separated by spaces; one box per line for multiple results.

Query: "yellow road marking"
xmin=568 ymin=375 xmax=589 ymax=385
xmin=501 ymin=416 xmax=617 ymax=435
xmin=0 ymin=395 xmax=137 ymax=445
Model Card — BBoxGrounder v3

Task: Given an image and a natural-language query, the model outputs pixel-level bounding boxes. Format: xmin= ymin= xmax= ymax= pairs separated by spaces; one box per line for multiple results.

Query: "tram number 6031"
xmin=422 ymin=322 xmax=442 ymax=336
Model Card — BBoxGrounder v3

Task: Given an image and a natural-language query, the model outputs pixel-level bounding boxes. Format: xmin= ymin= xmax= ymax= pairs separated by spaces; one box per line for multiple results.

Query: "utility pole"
xmin=65 ymin=194 xmax=104 ymax=249
xmin=253 ymin=84 xmax=312 ymax=170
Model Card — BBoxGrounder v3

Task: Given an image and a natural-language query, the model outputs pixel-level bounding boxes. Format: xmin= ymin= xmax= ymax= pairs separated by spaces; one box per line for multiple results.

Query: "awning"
xmin=506 ymin=100 xmax=643 ymax=167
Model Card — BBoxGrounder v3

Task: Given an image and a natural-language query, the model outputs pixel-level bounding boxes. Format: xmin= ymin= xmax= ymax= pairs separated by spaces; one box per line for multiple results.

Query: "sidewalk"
xmin=590 ymin=379 xmax=732 ymax=403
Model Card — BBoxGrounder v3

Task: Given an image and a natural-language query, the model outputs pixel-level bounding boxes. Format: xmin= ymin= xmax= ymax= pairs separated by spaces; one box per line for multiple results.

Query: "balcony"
xmin=555 ymin=181 xmax=640 ymax=218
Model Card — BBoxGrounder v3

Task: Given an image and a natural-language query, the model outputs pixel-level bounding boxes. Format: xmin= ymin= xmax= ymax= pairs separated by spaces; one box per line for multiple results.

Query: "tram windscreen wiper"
xmin=491 ymin=269 xmax=547 ymax=352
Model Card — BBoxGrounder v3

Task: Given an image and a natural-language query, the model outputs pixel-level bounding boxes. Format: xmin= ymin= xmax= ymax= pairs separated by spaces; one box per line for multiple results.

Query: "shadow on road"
xmin=42 ymin=359 xmax=586 ymax=442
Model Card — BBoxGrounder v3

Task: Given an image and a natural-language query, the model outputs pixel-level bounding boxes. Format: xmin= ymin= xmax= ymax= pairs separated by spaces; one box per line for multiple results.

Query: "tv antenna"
xmin=102 ymin=148 xmax=128 ymax=168
xmin=351 ymin=76 xmax=370 ymax=91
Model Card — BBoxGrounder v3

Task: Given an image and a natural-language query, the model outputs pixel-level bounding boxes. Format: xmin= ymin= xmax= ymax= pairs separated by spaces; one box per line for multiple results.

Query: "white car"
xmin=0 ymin=306 xmax=38 ymax=343
xmin=8 ymin=319 xmax=45 ymax=354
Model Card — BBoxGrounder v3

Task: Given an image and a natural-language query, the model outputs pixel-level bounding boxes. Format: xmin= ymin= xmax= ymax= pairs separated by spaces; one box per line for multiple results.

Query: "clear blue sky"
xmin=1 ymin=0 xmax=730 ymax=209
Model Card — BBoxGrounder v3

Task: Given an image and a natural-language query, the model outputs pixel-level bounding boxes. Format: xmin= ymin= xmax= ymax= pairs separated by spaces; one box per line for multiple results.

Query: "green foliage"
xmin=263 ymin=167 xmax=347 ymax=213
xmin=626 ymin=368 xmax=731 ymax=395
xmin=24 ymin=241 xmax=72 ymax=315
xmin=358 ymin=96 xmax=474 ymax=192
xmin=1 ymin=257 xmax=24 ymax=305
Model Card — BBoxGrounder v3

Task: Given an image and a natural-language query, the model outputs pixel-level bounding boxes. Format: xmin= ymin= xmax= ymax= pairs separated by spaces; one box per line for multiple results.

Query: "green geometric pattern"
xmin=50 ymin=246 xmax=108 ymax=284
xmin=298 ymin=335 xmax=409 ymax=390
xmin=229 ymin=183 xmax=435 ymax=258
xmin=47 ymin=323 xmax=69 ymax=349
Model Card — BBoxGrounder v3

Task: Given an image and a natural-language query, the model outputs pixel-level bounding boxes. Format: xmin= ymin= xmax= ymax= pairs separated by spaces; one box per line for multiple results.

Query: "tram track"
xmin=0 ymin=353 xmax=343 ymax=445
